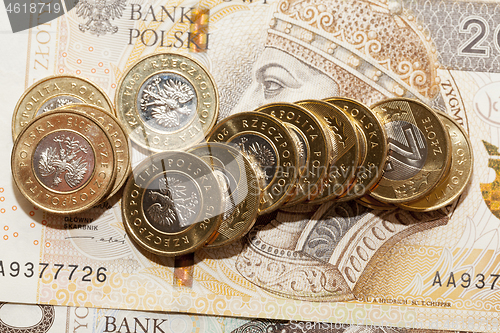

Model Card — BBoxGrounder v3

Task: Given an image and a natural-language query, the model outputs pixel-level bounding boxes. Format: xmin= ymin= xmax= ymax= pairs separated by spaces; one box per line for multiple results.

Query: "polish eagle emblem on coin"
xmin=140 ymin=78 xmax=195 ymax=128
xmin=38 ymin=136 xmax=89 ymax=188
xmin=237 ymin=138 xmax=276 ymax=183
xmin=75 ymin=0 xmax=126 ymax=36
xmin=146 ymin=177 xmax=199 ymax=229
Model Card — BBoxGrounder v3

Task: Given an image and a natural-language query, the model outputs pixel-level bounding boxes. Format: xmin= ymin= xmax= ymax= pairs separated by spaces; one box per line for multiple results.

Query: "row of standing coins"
xmin=207 ymin=97 xmax=473 ymax=215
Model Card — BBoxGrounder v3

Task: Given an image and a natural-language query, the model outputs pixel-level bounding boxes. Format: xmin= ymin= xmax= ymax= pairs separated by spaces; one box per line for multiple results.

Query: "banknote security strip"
xmin=8 ymin=52 xmax=474 ymax=257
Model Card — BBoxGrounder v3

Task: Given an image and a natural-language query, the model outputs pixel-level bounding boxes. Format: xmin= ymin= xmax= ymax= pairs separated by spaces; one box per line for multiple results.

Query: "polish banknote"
xmin=0 ymin=302 xmax=470 ymax=333
xmin=2 ymin=0 xmax=500 ymax=332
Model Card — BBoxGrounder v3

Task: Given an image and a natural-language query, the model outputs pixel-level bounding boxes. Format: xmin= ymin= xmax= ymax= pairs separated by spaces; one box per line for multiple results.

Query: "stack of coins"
xmin=207 ymin=98 xmax=474 ymax=214
xmin=11 ymin=76 xmax=130 ymax=214
xmin=10 ymin=52 xmax=474 ymax=256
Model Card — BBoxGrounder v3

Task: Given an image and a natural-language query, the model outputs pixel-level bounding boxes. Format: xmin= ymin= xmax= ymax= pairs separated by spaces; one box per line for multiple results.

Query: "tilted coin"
xmin=115 ymin=53 xmax=218 ymax=152
xmin=370 ymin=98 xmax=451 ymax=204
xmin=296 ymin=100 xmax=359 ymax=204
xmin=58 ymin=104 xmax=131 ymax=201
xmin=207 ymin=111 xmax=299 ymax=215
xmin=355 ymin=195 xmax=397 ymax=210
xmin=12 ymin=75 xmax=114 ymax=141
xmin=324 ymin=97 xmax=388 ymax=201
xmin=12 ymin=110 xmax=116 ymax=214
xmin=187 ymin=143 xmax=261 ymax=248
xmin=285 ymin=123 xmax=308 ymax=176
xmin=122 ymin=151 xmax=222 ymax=256
xmin=397 ymin=111 xmax=473 ymax=211
xmin=256 ymin=103 xmax=331 ymax=205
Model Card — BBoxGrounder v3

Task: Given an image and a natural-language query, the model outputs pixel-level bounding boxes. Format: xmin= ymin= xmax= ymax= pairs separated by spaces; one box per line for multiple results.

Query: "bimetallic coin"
xmin=12 ymin=110 xmax=116 ymax=214
xmin=398 ymin=111 xmax=473 ymax=211
xmin=207 ymin=112 xmax=299 ymax=215
xmin=115 ymin=53 xmax=218 ymax=152
xmin=356 ymin=195 xmax=397 ymax=210
xmin=257 ymin=103 xmax=330 ymax=204
xmin=370 ymin=98 xmax=451 ymax=203
xmin=122 ymin=151 xmax=222 ymax=256
xmin=324 ymin=98 xmax=388 ymax=201
xmin=12 ymin=75 xmax=114 ymax=140
xmin=59 ymin=104 xmax=131 ymax=201
xmin=296 ymin=100 xmax=359 ymax=204
xmin=188 ymin=143 xmax=261 ymax=248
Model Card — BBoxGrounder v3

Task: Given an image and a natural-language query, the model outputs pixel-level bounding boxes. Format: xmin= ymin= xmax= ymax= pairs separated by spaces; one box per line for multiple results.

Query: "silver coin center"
xmin=384 ymin=120 xmax=428 ymax=181
xmin=143 ymin=172 xmax=202 ymax=234
xmin=33 ymin=131 xmax=94 ymax=192
xmin=137 ymin=73 xmax=198 ymax=133
xmin=37 ymin=96 xmax=83 ymax=116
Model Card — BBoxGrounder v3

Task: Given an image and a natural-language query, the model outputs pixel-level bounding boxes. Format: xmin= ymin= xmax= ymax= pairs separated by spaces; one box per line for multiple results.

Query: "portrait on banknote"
xmin=2 ymin=0 xmax=500 ymax=329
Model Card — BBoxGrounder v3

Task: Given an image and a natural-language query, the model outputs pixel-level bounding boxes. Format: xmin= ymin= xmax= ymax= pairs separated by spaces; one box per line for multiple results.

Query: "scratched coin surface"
xmin=296 ymin=100 xmax=359 ymax=204
xmin=12 ymin=110 xmax=116 ymax=214
xmin=58 ymin=104 xmax=131 ymax=201
xmin=370 ymin=98 xmax=451 ymax=204
xmin=122 ymin=151 xmax=222 ymax=256
xmin=188 ymin=143 xmax=260 ymax=248
xmin=257 ymin=103 xmax=330 ymax=205
xmin=12 ymin=75 xmax=114 ymax=141
xmin=398 ymin=111 xmax=473 ymax=211
xmin=115 ymin=53 xmax=218 ymax=152
xmin=325 ymin=97 xmax=388 ymax=201
xmin=207 ymin=111 xmax=299 ymax=215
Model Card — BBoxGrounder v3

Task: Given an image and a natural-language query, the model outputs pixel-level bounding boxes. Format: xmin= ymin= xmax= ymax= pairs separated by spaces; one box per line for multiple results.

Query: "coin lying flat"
xmin=115 ymin=53 xmax=218 ymax=152
xmin=122 ymin=151 xmax=222 ymax=256
xmin=188 ymin=143 xmax=261 ymax=248
xmin=397 ymin=111 xmax=473 ymax=211
xmin=12 ymin=75 xmax=114 ymax=141
xmin=324 ymin=97 xmax=388 ymax=201
xmin=12 ymin=110 xmax=116 ymax=214
xmin=58 ymin=104 xmax=131 ymax=201
xmin=296 ymin=100 xmax=359 ymax=204
xmin=256 ymin=103 xmax=330 ymax=205
xmin=370 ymin=98 xmax=451 ymax=204
xmin=207 ymin=112 xmax=299 ymax=215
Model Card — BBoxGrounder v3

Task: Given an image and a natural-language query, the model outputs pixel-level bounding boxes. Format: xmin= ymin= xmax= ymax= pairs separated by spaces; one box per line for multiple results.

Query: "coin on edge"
xmin=296 ymin=100 xmax=359 ymax=204
xmin=58 ymin=104 xmax=131 ymax=201
xmin=122 ymin=151 xmax=222 ymax=256
xmin=397 ymin=111 xmax=473 ymax=211
xmin=12 ymin=75 xmax=114 ymax=141
xmin=356 ymin=195 xmax=397 ymax=210
xmin=257 ymin=103 xmax=330 ymax=205
xmin=207 ymin=111 xmax=299 ymax=215
xmin=115 ymin=53 xmax=218 ymax=152
xmin=370 ymin=98 xmax=451 ymax=204
xmin=325 ymin=97 xmax=388 ymax=201
xmin=188 ymin=143 xmax=261 ymax=248
xmin=12 ymin=110 xmax=116 ymax=214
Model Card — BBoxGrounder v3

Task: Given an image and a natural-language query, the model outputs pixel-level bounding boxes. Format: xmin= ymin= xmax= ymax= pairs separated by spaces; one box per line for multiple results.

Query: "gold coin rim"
xmin=256 ymin=102 xmax=331 ymax=205
xmin=12 ymin=75 xmax=115 ymax=141
xmin=397 ymin=111 xmax=473 ymax=211
xmin=187 ymin=142 xmax=261 ymax=248
xmin=58 ymin=103 xmax=131 ymax=201
xmin=12 ymin=109 xmax=116 ymax=214
xmin=121 ymin=151 xmax=222 ymax=256
xmin=297 ymin=100 xmax=359 ymax=204
xmin=369 ymin=98 xmax=451 ymax=204
xmin=325 ymin=97 xmax=388 ymax=201
xmin=207 ymin=111 xmax=299 ymax=215
xmin=114 ymin=52 xmax=219 ymax=152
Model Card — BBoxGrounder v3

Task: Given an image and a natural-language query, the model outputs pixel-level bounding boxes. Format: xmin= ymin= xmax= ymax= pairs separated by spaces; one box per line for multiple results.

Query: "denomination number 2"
xmin=459 ymin=16 xmax=500 ymax=57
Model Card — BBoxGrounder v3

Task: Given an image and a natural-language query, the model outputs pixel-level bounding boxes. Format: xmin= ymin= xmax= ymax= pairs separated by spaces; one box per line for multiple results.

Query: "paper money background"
xmin=2 ymin=0 xmax=500 ymax=332
xmin=0 ymin=302 xmax=473 ymax=332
